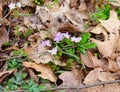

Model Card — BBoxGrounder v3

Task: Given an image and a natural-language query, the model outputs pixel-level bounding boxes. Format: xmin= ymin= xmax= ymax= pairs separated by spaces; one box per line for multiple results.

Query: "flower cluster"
xmin=8 ymin=2 xmax=22 ymax=10
xmin=41 ymin=32 xmax=82 ymax=55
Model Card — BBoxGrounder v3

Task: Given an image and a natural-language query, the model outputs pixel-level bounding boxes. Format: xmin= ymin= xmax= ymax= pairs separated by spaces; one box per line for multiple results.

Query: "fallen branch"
xmin=41 ymin=79 xmax=120 ymax=92
xmin=1 ymin=79 xmax=120 ymax=92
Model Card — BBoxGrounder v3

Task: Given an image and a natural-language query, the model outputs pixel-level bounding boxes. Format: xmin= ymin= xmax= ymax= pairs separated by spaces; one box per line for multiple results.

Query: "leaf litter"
xmin=0 ymin=0 xmax=120 ymax=92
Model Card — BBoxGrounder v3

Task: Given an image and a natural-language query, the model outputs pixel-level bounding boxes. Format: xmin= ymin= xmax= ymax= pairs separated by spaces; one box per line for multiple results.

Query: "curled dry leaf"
xmin=108 ymin=0 xmax=120 ymax=6
xmin=108 ymin=58 xmax=119 ymax=72
xmin=70 ymin=0 xmax=79 ymax=8
xmin=80 ymin=51 xmax=108 ymax=70
xmin=80 ymin=53 xmax=94 ymax=68
xmin=79 ymin=0 xmax=87 ymax=11
xmin=0 ymin=69 xmax=14 ymax=83
xmin=23 ymin=62 xmax=57 ymax=82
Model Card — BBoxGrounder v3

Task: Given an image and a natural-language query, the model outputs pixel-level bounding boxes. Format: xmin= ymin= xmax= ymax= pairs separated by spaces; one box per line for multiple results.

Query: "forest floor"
xmin=0 ymin=0 xmax=120 ymax=92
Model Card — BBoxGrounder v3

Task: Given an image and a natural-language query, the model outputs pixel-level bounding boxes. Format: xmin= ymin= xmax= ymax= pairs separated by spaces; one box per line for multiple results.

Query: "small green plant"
xmin=2 ymin=41 xmax=10 ymax=46
xmin=14 ymin=26 xmax=23 ymax=38
xmin=34 ymin=0 xmax=44 ymax=5
xmin=22 ymin=79 xmax=40 ymax=92
xmin=90 ymin=4 xmax=111 ymax=22
xmin=13 ymin=49 xmax=26 ymax=57
xmin=41 ymin=32 xmax=97 ymax=68
xmin=14 ymin=26 xmax=33 ymax=38
xmin=24 ymin=29 xmax=33 ymax=38
xmin=6 ymin=71 xmax=27 ymax=90
xmin=8 ymin=59 xmax=21 ymax=70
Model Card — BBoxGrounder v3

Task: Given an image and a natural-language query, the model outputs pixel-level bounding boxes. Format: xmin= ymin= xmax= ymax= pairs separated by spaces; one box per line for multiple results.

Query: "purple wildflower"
xmin=53 ymin=32 xmax=64 ymax=43
xmin=71 ymin=36 xmax=82 ymax=43
xmin=48 ymin=47 xmax=57 ymax=55
xmin=41 ymin=40 xmax=51 ymax=47
xmin=63 ymin=32 xmax=70 ymax=38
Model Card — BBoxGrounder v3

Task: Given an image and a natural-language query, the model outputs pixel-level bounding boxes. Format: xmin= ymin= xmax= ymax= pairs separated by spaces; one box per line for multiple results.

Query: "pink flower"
xmin=71 ymin=36 xmax=82 ymax=43
xmin=41 ymin=40 xmax=51 ymax=47
xmin=48 ymin=47 xmax=57 ymax=55
xmin=63 ymin=32 xmax=70 ymax=38
xmin=53 ymin=32 xmax=64 ymax=43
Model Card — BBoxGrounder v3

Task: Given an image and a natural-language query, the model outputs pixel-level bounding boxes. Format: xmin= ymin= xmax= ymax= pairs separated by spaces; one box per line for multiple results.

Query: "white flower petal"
xmin=16 ymin=2 xmax=22 ymax=8
xmin=8 ymin=3 xmax=16 ymax=10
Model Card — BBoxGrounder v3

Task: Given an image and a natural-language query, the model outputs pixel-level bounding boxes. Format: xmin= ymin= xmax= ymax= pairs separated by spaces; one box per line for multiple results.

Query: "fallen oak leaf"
xmin=99 ymin=10 xmax=120 ymax=33
xmin=23 ymin=62 xmax=57 ymax=82
xmin=91 ymin=10 xmax=120 ymax=57
xmin=91 ymin=25 xmax=117 ymax=57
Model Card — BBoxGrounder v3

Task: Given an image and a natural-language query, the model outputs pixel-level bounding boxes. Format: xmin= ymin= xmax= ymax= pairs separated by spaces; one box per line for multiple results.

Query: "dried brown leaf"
xmin=23 ymin=62 xmax=57 ymax=82
xmin=91 ymin=10 xmax=120 ymax=57
xmin=108 ymin=58 xmax=119 ymax=72
xmin=79 ymin=0 xmax=87 ymax=11
xmin=90 ymin=24 xmax=104 ymax=34
xmin=0 ymin=69 xmax=14 ymax=83
xmin=58 ymin=63 xmax=85 ymax=92
xmin=27 ymin=68 xmax=39 ymax=82
xmin=80 ymin=53 xmax=94 ymax=68
xmin=109 ymin=0 xmax=120 ymax=6
xmin=116 ymin=37 xmax=120 ymax=52
xmin=91 ymin=26 xmax=117 ymax=57
xmin=83 ymin=68 xmax=119 ymax=84
xmin=0 ymin=26 xmax=9 ymax=49
xmin=24 ymin=42 xmax=65 ymax=66
xmin=83 ymin=68 xmax=120 ymax=92
xmin=116 ymin=56 xmax=120 ymax=69
xmin=99 ymin=10 xmax=120 ymax=33
xmin=59 ymin=71 xmax=84 ymax=92
xmin=20 ymin=0 xmax=35 ymax=7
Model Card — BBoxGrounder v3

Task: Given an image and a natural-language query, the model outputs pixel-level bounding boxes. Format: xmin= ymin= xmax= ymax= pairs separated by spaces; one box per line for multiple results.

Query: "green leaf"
xmin=79 ymin=33 xmax=90 ymax=44
xmin=77 ymin=46 xmax=86 ymax=55
xmin=58 ymin=90 xmax=66 ymax=92
xmin=28 ymin=79 xmax=34 ymax=87
xmin=24 ymin=29 xmax=33 ymax=38
xmin=83 ymin=43 xmax=97 ymax=49
xmin=39 ymin=85 xmax=46 ymax=91
xmin=13 ymin=49 xmax=26 ymax=57
xmin=65 ymin=38 xmax=73 ymax=45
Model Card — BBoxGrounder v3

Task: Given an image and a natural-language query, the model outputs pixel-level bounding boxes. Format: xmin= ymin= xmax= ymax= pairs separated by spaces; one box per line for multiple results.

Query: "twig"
xmin=41 ymin=79 xmax=120 ymax=92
